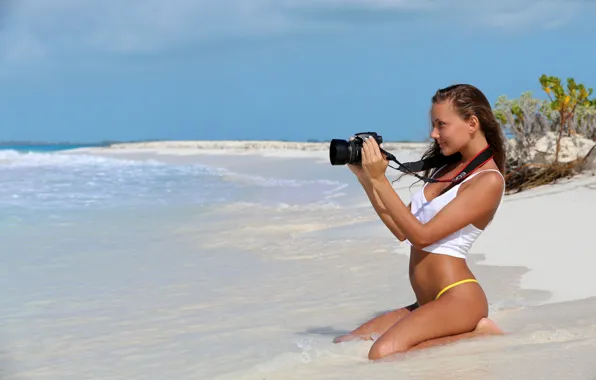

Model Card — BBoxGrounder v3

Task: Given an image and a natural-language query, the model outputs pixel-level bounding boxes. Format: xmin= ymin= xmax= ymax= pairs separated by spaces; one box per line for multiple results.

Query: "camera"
xmin=329 ymin=132 xmax=383 ymax=165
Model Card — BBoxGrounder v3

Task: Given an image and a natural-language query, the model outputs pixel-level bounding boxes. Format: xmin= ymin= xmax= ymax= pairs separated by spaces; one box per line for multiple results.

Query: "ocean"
xmin=0 ymin=144 xmax=109 ymax=154
xmin=2 ymin=144 xmax=596 ymax=380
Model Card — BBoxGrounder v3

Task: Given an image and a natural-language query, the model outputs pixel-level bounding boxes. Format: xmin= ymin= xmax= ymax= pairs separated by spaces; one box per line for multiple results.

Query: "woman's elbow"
xmin=410 ymin=241 xmax=425 ymax=250
xmin=407 ymin=234 xmax=431 ymax=249
xmin=389 ymin=228 xmax=407 ymax=242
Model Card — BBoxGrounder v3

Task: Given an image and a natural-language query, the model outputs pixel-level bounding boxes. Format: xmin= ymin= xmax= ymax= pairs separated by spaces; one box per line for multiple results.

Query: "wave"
xmin=0 ymin=150 xmax=349 ymax=210
xmin=1 ymin=149 xmax=346 ymax=191
xmin=0 ymin=149 xmax=171 ymax=169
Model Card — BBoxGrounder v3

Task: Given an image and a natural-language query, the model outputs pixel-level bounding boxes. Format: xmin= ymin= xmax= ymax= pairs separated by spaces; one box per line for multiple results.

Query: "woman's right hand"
xmin=346 ymin=136 xmax=373 ymax=182
xmin=347 ymin=163 xmax=365 ymax=178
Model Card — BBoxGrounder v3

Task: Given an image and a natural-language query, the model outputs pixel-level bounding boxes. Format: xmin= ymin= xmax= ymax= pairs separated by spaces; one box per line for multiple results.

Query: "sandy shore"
xmin=56 ymin=141 xmax=596 ymax=379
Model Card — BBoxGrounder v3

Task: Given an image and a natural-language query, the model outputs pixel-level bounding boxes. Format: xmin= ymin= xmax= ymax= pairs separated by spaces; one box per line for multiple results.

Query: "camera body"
xmin=329 ymin=132 xmax=383 ymax=165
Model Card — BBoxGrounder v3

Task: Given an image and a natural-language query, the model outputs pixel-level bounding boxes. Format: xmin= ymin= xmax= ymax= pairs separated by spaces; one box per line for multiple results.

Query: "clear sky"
xmin=1 ymin=1 xmax=595 ymax=143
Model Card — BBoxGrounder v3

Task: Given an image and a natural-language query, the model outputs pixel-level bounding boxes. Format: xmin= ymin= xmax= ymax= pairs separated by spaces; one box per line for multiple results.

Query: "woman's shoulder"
xmin=460 ymin=165 xmax=505 ymax=199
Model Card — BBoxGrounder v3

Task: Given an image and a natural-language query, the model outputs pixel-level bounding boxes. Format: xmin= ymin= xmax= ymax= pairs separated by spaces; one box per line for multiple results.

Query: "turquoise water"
xmin=0 ymin=144 xmax=104 ymax=152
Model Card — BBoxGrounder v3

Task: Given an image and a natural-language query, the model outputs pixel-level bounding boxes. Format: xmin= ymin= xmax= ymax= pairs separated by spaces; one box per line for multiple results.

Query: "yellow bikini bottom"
xmin=435 ymin=279 xmax=479 ymax=300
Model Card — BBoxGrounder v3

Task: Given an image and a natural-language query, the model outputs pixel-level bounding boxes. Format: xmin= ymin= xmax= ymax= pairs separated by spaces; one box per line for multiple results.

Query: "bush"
xmin=493 ymin=75 xmax=596 ymax=193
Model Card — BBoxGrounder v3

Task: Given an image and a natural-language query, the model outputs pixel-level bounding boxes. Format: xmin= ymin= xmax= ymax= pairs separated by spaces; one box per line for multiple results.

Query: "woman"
xmin=334 ymin=84 xmax=506 ymax=360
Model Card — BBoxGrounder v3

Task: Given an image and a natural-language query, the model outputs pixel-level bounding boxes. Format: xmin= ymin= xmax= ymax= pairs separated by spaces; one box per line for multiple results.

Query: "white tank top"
xmin=404 ymin=167 xmax=505 ymax=259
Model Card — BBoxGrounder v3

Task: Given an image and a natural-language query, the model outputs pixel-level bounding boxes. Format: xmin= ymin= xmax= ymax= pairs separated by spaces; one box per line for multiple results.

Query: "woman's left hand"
xmin=361 ymin=137 xmax=388 ymax=181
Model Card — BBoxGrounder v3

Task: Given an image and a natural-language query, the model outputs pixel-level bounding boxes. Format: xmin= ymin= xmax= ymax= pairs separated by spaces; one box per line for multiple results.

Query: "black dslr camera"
xmin=329 ymin=132 xmax=383 ymax=165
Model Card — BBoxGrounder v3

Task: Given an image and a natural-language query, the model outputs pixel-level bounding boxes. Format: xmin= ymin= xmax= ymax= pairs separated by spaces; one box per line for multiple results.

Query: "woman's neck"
xmin=458 ymin=138 xmax=490 ymax=164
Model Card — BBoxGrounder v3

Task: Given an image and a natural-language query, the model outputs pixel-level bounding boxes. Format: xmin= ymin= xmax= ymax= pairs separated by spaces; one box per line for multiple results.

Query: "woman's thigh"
xmin=368 ymin=287 xmax=487 ymax=360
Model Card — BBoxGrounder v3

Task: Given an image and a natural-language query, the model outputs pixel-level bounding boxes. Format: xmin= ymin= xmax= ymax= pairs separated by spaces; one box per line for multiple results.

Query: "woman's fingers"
xmin=363 ymin=137 xmax=378 ymax=162
xmin=362 ymin=138 xmax=372 ymax=165
xmin=369 ymin=137 xmax=382 ymax=161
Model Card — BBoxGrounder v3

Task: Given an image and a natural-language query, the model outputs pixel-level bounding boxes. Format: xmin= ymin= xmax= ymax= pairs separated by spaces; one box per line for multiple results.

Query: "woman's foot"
xmin=474 ymin=318 xmax=505 ymax=336
xmin=333 ymin=333 xmax=371 ymax=344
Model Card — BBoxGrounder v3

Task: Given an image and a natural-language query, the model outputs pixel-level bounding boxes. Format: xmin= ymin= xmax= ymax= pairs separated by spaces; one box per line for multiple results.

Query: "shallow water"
xmin=0 ymin=148 xmax=354 ymax=379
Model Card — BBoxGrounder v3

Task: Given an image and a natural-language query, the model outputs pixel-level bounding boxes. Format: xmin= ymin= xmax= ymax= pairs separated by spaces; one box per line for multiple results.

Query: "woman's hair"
xmin=421 ymin=84 xmax=506 ymax=178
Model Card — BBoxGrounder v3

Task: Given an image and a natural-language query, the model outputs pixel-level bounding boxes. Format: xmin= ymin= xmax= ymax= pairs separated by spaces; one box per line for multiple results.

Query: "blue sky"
xmin=1 ymin=0 xmax=595 ymax=143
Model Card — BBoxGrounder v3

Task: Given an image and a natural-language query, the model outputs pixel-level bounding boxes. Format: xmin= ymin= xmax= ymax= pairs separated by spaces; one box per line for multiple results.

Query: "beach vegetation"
xmin=494 ymin=74 xmax=596 ymax=193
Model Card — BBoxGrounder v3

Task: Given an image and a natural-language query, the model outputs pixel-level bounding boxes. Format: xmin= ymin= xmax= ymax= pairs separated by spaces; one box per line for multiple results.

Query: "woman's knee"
xmin=367 ymin=336 xmax=409 ymax=361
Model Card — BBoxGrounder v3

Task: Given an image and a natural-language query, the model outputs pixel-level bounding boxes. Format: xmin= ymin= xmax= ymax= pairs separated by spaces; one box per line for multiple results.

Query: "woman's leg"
xmin=333 ymin=302 xmax=419 ymax=343
xmin=367 ymin=291 xmax=502 ymax=360
xmin=407 ymin=318 xmax=504 ymax=352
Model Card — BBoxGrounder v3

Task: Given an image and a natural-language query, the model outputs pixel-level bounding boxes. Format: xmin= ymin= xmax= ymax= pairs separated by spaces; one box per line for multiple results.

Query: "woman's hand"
xmin=347 ymin=163 xmax=365 ymax=177
xmin=362 ymin=136 xmax=389 ymax=182
xmin=346 ymin=136 xmax=367 ymax=180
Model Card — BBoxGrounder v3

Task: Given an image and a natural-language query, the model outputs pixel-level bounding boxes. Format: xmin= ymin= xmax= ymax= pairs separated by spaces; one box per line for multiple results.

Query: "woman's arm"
xmin=369 ymin=167 xmax=503 ymax=248
xmin=361 ymin=137 xmax=504 ymax=249
xmin=357 ymin=176 xmax=409 ymax=241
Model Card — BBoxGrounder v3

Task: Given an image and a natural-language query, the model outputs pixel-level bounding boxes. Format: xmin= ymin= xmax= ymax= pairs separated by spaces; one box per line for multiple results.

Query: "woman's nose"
xmin=430 ymin=127 xmax=439 ymax=139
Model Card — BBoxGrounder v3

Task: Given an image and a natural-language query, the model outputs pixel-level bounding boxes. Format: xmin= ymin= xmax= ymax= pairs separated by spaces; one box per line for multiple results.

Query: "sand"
xmin=16 ymin=141 xmax=596 ymax=379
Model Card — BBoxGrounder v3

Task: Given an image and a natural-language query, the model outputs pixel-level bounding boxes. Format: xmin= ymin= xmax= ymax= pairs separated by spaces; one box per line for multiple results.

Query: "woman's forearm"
xmin=370 ymin=176 xmax=428 ymax=247
xmin=358 ymin=176 xmax=407 ymax=241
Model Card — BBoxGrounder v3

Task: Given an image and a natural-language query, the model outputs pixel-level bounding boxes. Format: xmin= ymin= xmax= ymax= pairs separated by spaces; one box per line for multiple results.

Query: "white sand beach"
xmin=3 ymin=140 xmax=596 ymax=380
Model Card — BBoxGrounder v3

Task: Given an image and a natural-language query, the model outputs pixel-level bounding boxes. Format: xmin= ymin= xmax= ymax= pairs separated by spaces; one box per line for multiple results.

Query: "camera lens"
xmin=329 ymin=139 xmax=351 ymax=165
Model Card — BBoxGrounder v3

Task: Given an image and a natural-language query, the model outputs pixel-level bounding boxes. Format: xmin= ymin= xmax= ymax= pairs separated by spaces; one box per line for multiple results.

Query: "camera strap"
xmin=381 ymin=145 xmax=494 ymax=187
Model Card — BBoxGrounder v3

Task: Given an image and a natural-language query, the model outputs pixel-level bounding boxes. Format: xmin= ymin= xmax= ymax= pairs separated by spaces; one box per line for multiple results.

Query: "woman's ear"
xmin=469 ymin=115 xmax=480 ymax=133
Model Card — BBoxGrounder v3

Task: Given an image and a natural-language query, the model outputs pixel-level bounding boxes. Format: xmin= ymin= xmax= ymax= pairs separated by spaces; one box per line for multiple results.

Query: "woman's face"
xmin=429 ymin=100 xmax=471 ymax=156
